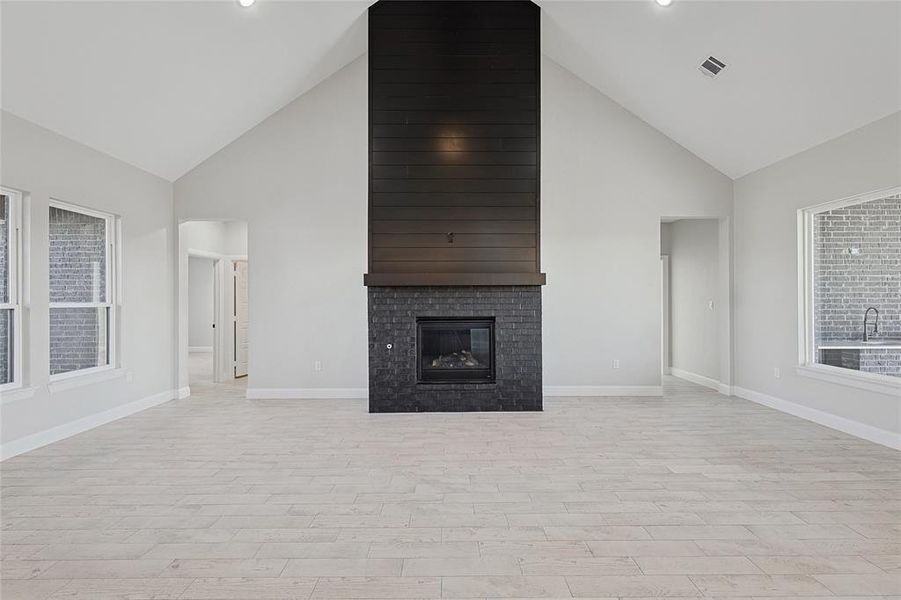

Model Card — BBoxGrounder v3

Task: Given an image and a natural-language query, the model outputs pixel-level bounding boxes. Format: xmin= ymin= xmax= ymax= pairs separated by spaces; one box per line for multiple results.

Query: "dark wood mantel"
xmin=364 ymin=0 xmax=545 ymax=287
xmin=364 ymin=272 xmax=546 ymax=286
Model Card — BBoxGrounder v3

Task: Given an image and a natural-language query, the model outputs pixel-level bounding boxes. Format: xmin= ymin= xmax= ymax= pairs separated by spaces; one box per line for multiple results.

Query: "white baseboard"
xmin=670 ymin=367 xmax=728 ymax=395
xmin=246 ymin=387 xmax=368 ymax=400
xmin=732 ymin=385 xmax=901 ymax=450
xmin=1 ymin=388 xmax=180 ymax=460
xmin=717 ymin=382 xmax=733 ymax=396
xmin=543 ymin=385 xmax=663 ymax=397
xmin=249 ymin=386 xmax=664 ymax=399
xmin=176 ymin=386 xmax=191 ymax=399
xmin=189 ymin=346 xmax=213 ymax=353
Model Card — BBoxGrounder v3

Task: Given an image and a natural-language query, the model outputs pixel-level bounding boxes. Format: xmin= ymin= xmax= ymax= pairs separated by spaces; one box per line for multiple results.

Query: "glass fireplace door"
xmin=417 ymin=318 xmax=495 ymax=383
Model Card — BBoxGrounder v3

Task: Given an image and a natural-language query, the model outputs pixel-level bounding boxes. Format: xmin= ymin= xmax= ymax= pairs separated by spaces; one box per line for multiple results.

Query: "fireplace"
xmin=364 ymin=1 xmax=544 ymax=412
xmin=368 ymin=287 xmax=542 ymax=412
xmin=418 ymin=318 xmax=495 ymax=384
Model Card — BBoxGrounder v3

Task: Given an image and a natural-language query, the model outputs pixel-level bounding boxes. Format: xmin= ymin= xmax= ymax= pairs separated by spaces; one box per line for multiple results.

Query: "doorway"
xmin=188 ymin=255 xmax=217 ymax=385
xmin=660 ymin=217 xmax=732 ymax=394
xmin=178 ymin=220 xmax=249 ymax=395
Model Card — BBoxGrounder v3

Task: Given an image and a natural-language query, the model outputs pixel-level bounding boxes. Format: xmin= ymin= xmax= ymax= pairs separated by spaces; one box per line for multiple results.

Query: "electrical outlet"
xmin=314 ymin=360 xmax=322 ymax=372
xmin=773 ymin=367 xmax=781 ymax=379
xmin=612 ymin=359 xmax=620 ymax=369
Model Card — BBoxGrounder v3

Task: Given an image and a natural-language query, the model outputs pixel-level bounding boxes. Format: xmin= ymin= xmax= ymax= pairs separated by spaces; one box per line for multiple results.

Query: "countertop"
xmin=818 ymin=339 xmax=901 ymax=350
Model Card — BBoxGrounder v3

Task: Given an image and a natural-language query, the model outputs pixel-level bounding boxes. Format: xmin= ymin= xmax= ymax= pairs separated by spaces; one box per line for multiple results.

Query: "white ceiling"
xmin=540 ymin=0 xmax=901 ymax=178
xmin=2 ymin=1 xmax=899 ymax=181
xmin=1 ymin=1 xmax=370 ymax=181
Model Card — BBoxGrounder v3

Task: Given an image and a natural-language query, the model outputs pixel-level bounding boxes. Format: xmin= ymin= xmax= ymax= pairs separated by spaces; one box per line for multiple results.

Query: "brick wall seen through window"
xmin=49 ymin=205 xmax=111 ymax=376
xmin=813 ymin=194 xmax=901 ymax=377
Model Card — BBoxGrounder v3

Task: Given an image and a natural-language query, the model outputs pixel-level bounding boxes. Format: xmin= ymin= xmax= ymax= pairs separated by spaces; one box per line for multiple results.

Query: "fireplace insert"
xmin=417 ymin=318 xmax=495 ymax=383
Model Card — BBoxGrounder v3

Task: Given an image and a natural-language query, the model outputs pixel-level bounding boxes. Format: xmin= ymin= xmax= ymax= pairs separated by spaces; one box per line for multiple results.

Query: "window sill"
xmin=0 ymin=385 xmax=37 ymax=405
xmin=796 ymin=364 xmax=901 ymax=396
xmin=48 ymin=367 xmax=125 ymax=394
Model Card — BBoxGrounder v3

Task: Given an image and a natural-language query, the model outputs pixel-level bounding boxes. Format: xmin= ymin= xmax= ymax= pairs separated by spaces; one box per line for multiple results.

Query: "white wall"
xmin=188 ymin=257 xmax=214 ymax=348
xmin=667 ymin=219 xmax=720 ymax=381
xmin=174 ymin=54 xmax=732 ymax=398
xmin=175 ymin=57 xmax=368 ymax=396
xmin=182 ymin=220 xmax=247 ymax=257
xmin=660 ymin=223 xmax=673 ymax=254
xmin=224 ymin=221 xmax=248 ymax=257
xmin=734 ymin=112 xmax=901 ymax=441
xmin=541 ymin=58 xmax=733 ymax=394
xmin=0 ymin=112 xmax=176 ymax=457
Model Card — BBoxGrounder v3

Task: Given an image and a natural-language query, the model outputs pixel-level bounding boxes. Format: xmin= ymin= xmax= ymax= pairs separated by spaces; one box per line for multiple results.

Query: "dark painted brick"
xmin=368 ymin=286 xmax=542 ymax=412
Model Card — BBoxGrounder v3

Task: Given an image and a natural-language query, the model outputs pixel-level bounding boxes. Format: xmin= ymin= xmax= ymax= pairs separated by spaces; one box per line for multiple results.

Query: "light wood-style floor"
xmin=2 ymin=377 xmax=899 ymax=599
xmin=188 ymin=351 xmax=215 ymax=387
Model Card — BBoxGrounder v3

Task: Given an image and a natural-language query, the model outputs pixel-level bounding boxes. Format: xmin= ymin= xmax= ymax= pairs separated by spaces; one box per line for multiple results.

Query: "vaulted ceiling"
xmin=0 ymin=1 xmax=370 ymax=181
xmin=2 ymin=1 xmax=898 ymax=181
xmin=539 ymin=0 xmax=901 ymax=178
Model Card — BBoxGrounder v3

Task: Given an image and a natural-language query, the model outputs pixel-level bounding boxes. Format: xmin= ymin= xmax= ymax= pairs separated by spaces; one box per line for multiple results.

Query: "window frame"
xmin=0 ymin=187 xmax=23 ymax=392
xmin=48 ymin=199 xmax=120 ymax=382
xmin=796 ymin=185 xmax=901 ymax=395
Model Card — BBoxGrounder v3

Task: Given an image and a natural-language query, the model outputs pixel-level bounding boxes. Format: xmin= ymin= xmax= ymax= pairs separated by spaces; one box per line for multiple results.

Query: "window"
xmin=1 ymin=188 xmax=23 ymax=389
xmin=49 ymin=201 xmax=118 ymax=378
xmin=799 ymin=187 xmax=901 ymax=389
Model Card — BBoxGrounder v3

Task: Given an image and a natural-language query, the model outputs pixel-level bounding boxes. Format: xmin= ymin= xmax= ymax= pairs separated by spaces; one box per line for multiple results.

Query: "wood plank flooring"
xmin=2 ymin=377 xmax=899 ymax=599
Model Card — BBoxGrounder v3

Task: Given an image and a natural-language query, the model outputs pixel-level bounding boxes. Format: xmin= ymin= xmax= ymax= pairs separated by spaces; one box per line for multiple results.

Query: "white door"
xmin=233 ymin=260 xmax=249 ymax=378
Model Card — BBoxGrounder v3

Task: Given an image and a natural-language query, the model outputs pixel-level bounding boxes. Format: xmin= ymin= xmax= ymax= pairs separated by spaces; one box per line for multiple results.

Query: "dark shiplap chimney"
xmin=364 ymin=0 xmax=545 ymax=286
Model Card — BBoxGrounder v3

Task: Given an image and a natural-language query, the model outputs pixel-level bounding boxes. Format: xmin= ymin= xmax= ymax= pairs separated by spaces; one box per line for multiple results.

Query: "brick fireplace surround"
xmin=368 ymin=286 xmax=543 ymax=412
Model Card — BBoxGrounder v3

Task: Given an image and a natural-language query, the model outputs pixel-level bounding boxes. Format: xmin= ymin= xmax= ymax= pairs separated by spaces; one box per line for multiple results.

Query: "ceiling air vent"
xmin=699 ymin=55 xmax=727 ymax=77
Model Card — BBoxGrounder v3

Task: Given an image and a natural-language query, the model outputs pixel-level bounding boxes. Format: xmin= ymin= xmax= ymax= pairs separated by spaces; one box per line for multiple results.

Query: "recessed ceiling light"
xmin=238 ymin=0 xmax=255 ymax=7
xmin=656 ymin=0 xmax=673 ymax=6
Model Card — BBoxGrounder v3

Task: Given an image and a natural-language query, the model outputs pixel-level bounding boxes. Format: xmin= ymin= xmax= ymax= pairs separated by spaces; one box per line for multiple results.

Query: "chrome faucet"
xmin=863 ymin=307 xmax=879 ymax=342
